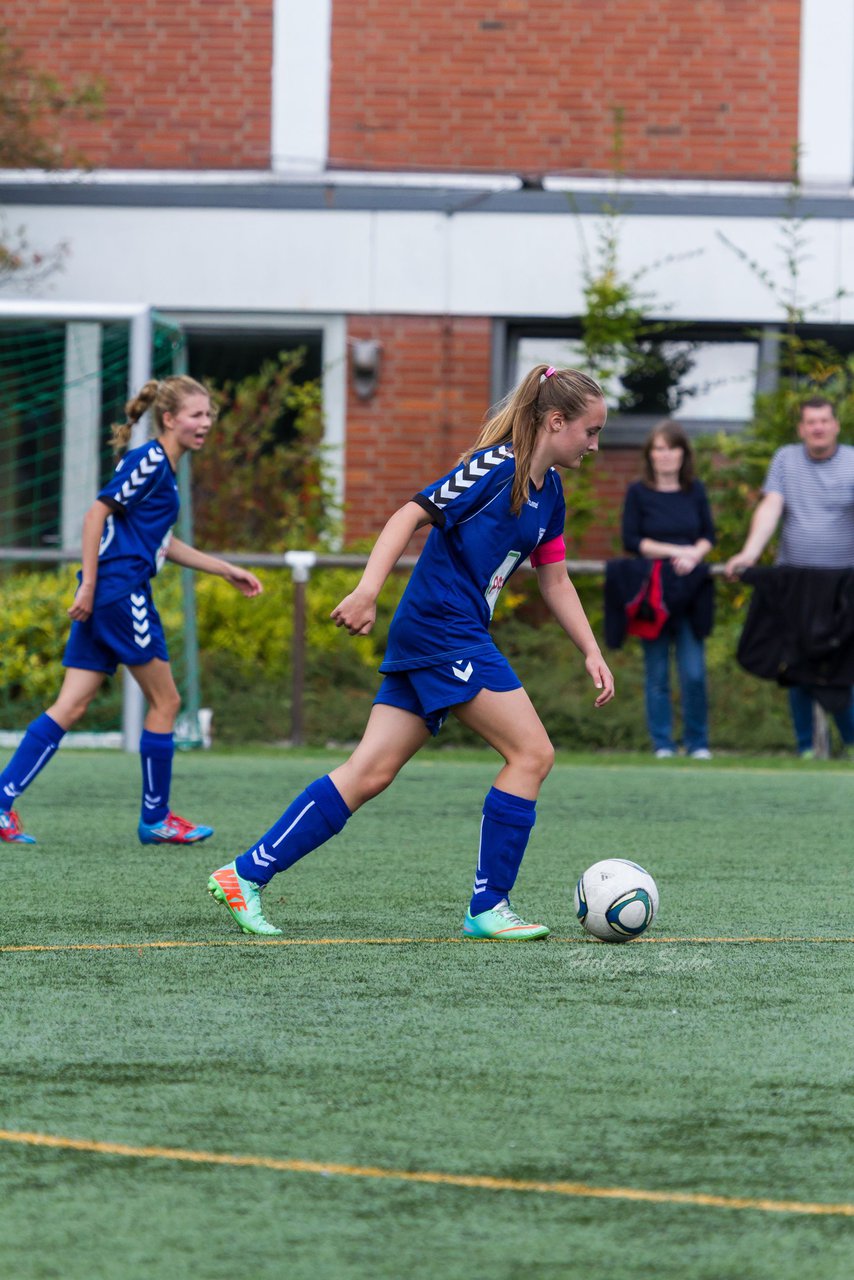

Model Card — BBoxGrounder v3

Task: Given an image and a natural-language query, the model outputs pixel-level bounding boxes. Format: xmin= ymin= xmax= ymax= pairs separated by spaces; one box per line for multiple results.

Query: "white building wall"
xmin=7 ymin=199 xmax=853 ymax=325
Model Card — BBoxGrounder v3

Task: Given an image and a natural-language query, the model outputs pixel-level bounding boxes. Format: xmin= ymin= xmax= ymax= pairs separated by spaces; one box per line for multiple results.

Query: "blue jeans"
xmin=787 ymin=685 xmax=854 ymax=754
xmin=642 ymin=617 xmax=709 ymax=754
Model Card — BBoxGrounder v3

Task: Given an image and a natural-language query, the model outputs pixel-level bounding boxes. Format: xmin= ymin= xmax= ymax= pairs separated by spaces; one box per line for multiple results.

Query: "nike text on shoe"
xmin=138 ymin=812 xmax=214 ymax=845
xmin=462 ymin=898 xmax=549 ymax=941
xmin=0 ymin=809 xmax=36 ymax=844
xmin=207 ymin=861 xmax=283 ymax=937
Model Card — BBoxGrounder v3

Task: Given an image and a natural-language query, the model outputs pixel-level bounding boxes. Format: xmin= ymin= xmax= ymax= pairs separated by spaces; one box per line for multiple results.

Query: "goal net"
xmin=0 ymin=303 xmax=202 ymax=750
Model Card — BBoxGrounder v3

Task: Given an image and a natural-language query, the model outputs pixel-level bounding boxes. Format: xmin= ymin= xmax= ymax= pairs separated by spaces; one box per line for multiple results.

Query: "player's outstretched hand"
xmin=225 ymin=566 xmax=263 ymax=597
xmin=67 ymin=582 xmax=95 ymax=621
xmin=331 ymin=588 xmax=377 ymax=636
xmin=586 ymin=651 xmax=615 ymax=707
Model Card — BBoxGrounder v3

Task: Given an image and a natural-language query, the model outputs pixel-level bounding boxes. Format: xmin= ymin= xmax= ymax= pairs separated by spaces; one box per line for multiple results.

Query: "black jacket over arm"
xmin=604 ymin=558 xmax=714 ymax=649
xmin=736 ymin=567 xmax=854 ymax=713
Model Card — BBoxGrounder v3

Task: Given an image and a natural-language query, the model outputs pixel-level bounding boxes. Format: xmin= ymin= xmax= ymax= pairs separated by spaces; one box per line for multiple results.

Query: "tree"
xmin=573 ymin=110 xmax=701 ymax=415
xmin=701 ymin=155 xmax=853 ymax=556
xmin=0 ymin=26 xmax=103 ymax=290
xmin=191 ymin=350 xmax=339 ymax=551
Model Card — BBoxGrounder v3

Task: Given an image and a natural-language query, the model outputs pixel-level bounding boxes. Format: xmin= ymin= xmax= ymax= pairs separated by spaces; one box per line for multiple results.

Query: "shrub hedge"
xmin=0 ymin=562 xmax=800 ymax=754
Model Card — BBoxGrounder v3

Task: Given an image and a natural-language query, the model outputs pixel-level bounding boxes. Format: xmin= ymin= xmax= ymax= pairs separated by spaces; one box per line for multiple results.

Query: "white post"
xmin=61 ymin=323 xmax=102 ymax=550
xmin=284 ymin=550 xmax=316 ymax=744
xmin=271 ymin=0 xmax=332 ymax=173
xmin=798 ymin=0 xmax=854 ymax=187
xmin=121 ymin=307 xmax=153 ymax=752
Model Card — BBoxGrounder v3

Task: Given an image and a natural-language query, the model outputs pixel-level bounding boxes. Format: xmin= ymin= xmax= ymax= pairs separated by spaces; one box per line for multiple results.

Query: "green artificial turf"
xmin=1 ymin=749 xmax=852 ymax=1279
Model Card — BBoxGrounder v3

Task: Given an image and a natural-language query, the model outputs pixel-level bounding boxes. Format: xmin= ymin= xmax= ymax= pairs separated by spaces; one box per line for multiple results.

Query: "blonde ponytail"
xmin=463 ymin=366 xmax=604 ymax=515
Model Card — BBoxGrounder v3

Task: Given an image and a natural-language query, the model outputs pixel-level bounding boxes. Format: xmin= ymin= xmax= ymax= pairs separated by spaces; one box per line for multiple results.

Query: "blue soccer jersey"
xmin=380 ymin=444 xmax=566 ymax=671
xmin=90 ymin=440 xmax=180 ymax=605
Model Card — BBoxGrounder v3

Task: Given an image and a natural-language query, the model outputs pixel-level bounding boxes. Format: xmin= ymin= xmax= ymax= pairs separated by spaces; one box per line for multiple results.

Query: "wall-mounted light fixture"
xmin=350 ymin=338 xmax=382 ymax=399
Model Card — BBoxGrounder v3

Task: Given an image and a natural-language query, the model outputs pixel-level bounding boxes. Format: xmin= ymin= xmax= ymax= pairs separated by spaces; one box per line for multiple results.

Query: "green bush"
xmin=0 ymin=563 xmax=406 ymax=739
xmin=0 ymin=561 xmax=799 ymax=752
xmin=0 ymin=567 xmax=101 ymax=722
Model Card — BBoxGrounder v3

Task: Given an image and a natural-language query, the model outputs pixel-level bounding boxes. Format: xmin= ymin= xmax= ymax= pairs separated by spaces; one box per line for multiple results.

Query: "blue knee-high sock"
xmin=0 ymin=713 xmax=65 ymax=811
xmin=139 ymin=730 xmax=174 ymax=824
xmin=469 ymin=786 xmax=537 ymax=915
xmin=235 ymin=775 xmax=351 ymax=886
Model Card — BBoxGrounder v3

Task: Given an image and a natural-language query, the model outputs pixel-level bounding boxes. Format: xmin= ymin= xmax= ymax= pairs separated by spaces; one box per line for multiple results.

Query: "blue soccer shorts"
xmin=62 ymin=585 xmax=169 ymax=674
xmin=373 ymin=645 xmax=522 ymax=736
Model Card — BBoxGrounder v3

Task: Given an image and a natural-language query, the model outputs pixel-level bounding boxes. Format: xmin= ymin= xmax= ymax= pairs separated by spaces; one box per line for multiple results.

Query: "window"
xmin=505 ymin=323 xmax=762 ymax=437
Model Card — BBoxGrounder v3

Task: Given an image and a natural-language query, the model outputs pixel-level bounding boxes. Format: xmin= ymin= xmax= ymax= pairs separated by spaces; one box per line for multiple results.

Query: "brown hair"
xmin=463 ymin=365 xmax=605 ymax=516
xmin=110 ymin=375 xmax=213 ymax=454
xmin=641 ymin=419 xmax=695 ymax=491
xmin=799 ymin=395 xmax=835 ymax=417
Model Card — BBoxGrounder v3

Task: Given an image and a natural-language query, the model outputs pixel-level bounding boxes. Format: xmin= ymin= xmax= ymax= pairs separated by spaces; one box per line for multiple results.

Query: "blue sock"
xmin=0 ymin=713 xmax=65 ymax=811
xmin=235 ymin=775 xmax=351 ymax=885
xmin=469 ymin=787 xmax=537 ymax=915
xmin=139 ymin=730 xmax=174 ymax=824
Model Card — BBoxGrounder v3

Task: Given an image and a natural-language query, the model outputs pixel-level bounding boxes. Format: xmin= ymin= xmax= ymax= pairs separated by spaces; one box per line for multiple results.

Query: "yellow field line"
xmin=636 ymin=935 xmax=854 ymax=944
xmin=0 ymin=1129 xmax=850 ymax=1217
xmin=1 ymin=935 xmax=852 ymax=954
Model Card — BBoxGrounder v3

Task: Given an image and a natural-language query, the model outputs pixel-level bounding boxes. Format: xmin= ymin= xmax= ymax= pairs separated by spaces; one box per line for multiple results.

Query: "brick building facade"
xmin=6 ymin=0 xmax=801 ymax=178
xmin=328 ymin=1 xmax=800 ymax=181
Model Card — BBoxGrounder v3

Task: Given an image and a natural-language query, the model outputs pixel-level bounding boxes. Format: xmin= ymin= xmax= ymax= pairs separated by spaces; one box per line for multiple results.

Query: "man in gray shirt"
xmin=726 ymin=397 xmax=854 ymax=756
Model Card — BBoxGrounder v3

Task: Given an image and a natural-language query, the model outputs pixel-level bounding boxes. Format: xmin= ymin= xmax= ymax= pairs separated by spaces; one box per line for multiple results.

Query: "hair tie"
xmin=539 ymin=366 xmax=556 ymax=383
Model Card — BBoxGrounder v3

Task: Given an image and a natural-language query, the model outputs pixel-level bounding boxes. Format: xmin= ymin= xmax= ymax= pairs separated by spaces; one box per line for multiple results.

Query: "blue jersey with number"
xmin=379 ymin=444 xmax=566 ymax=671
xmin=89 ymin=440 xmax=179 ymax=606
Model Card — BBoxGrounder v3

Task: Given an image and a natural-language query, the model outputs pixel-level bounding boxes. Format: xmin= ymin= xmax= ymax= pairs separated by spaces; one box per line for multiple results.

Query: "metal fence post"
xmin=284 ymin=551 xmax=317 ymax=745
xmin=122 ymin=307 xmax=153 ymax=752
xmin=812 ymin=701 xmax=831 ymax=759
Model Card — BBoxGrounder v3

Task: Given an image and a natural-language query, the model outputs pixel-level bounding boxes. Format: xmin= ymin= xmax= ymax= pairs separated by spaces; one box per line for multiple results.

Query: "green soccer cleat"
xmin=207 ymin=861 xmax=282 ymax=937
xmin=462 ymin=898 xmax=550 ymax=941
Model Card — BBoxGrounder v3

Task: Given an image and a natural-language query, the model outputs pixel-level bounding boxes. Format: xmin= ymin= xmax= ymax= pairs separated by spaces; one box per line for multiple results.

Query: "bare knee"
xmin=49 ymin=689 xmax=98 ymax=728
xmin=508 ymin=736 xmax=554 ymax=786
xmin=334 ymin=758 xmax=400 ymax=809
xmin=353 ymin=761 xmax=399 ymax=804
xmin=149 ymin=686 xmax=181 ymax=725
xmin=50 ymin=701 xmax=87 ymax=729
xmin=529 ymin=738 xmax=556 ymax=783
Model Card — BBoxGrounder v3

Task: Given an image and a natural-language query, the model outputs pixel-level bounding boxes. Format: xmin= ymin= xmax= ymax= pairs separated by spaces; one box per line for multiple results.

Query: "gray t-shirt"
xmin=763 ymin=443 xmax=854 ymax=568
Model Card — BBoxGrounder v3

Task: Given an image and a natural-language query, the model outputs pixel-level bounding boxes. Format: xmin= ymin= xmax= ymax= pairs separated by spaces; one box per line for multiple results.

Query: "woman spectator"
xmin=621 ymin=421 xmax=716 ymax=759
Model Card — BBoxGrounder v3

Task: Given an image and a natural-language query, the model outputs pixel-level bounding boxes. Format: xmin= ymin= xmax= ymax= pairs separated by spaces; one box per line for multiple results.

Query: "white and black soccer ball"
xmin=574 ymin=858 xmax=659 ymax=942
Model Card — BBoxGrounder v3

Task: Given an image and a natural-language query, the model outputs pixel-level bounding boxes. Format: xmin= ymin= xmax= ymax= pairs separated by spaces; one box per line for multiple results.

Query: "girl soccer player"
xmin=0 ymin=376 xmax=262 ymax=846
xmin=208 ymin=365 xmax=614 ymax=939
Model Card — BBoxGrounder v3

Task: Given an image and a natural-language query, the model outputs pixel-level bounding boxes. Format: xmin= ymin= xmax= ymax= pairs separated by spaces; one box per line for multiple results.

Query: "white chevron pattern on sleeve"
xmin=114 ymin=445 xmax=165 ymax=506
xmin=429 ymin=444 xmax=512 ymax=509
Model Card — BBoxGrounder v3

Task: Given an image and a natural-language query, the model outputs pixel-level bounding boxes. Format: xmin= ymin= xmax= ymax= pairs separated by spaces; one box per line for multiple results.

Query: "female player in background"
xmin=208 ymin=365 xmax=614 ymax=940
xmin=0 ymin=376 xmax=262 ymax=847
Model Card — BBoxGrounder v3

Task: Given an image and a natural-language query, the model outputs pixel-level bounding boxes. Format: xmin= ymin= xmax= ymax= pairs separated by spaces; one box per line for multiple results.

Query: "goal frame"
xmin=0 ymin=301 xmax=195 ymax=751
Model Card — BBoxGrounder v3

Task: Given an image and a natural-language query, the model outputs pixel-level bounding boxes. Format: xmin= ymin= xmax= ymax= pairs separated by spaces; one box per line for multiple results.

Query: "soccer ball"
xmin=574 ymin=858 xmax=659 ymax=942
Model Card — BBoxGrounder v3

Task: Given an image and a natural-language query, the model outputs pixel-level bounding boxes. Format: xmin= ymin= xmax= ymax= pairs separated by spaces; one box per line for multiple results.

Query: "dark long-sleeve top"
xmin=621 ymin=480 xmax=716 ymax=554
